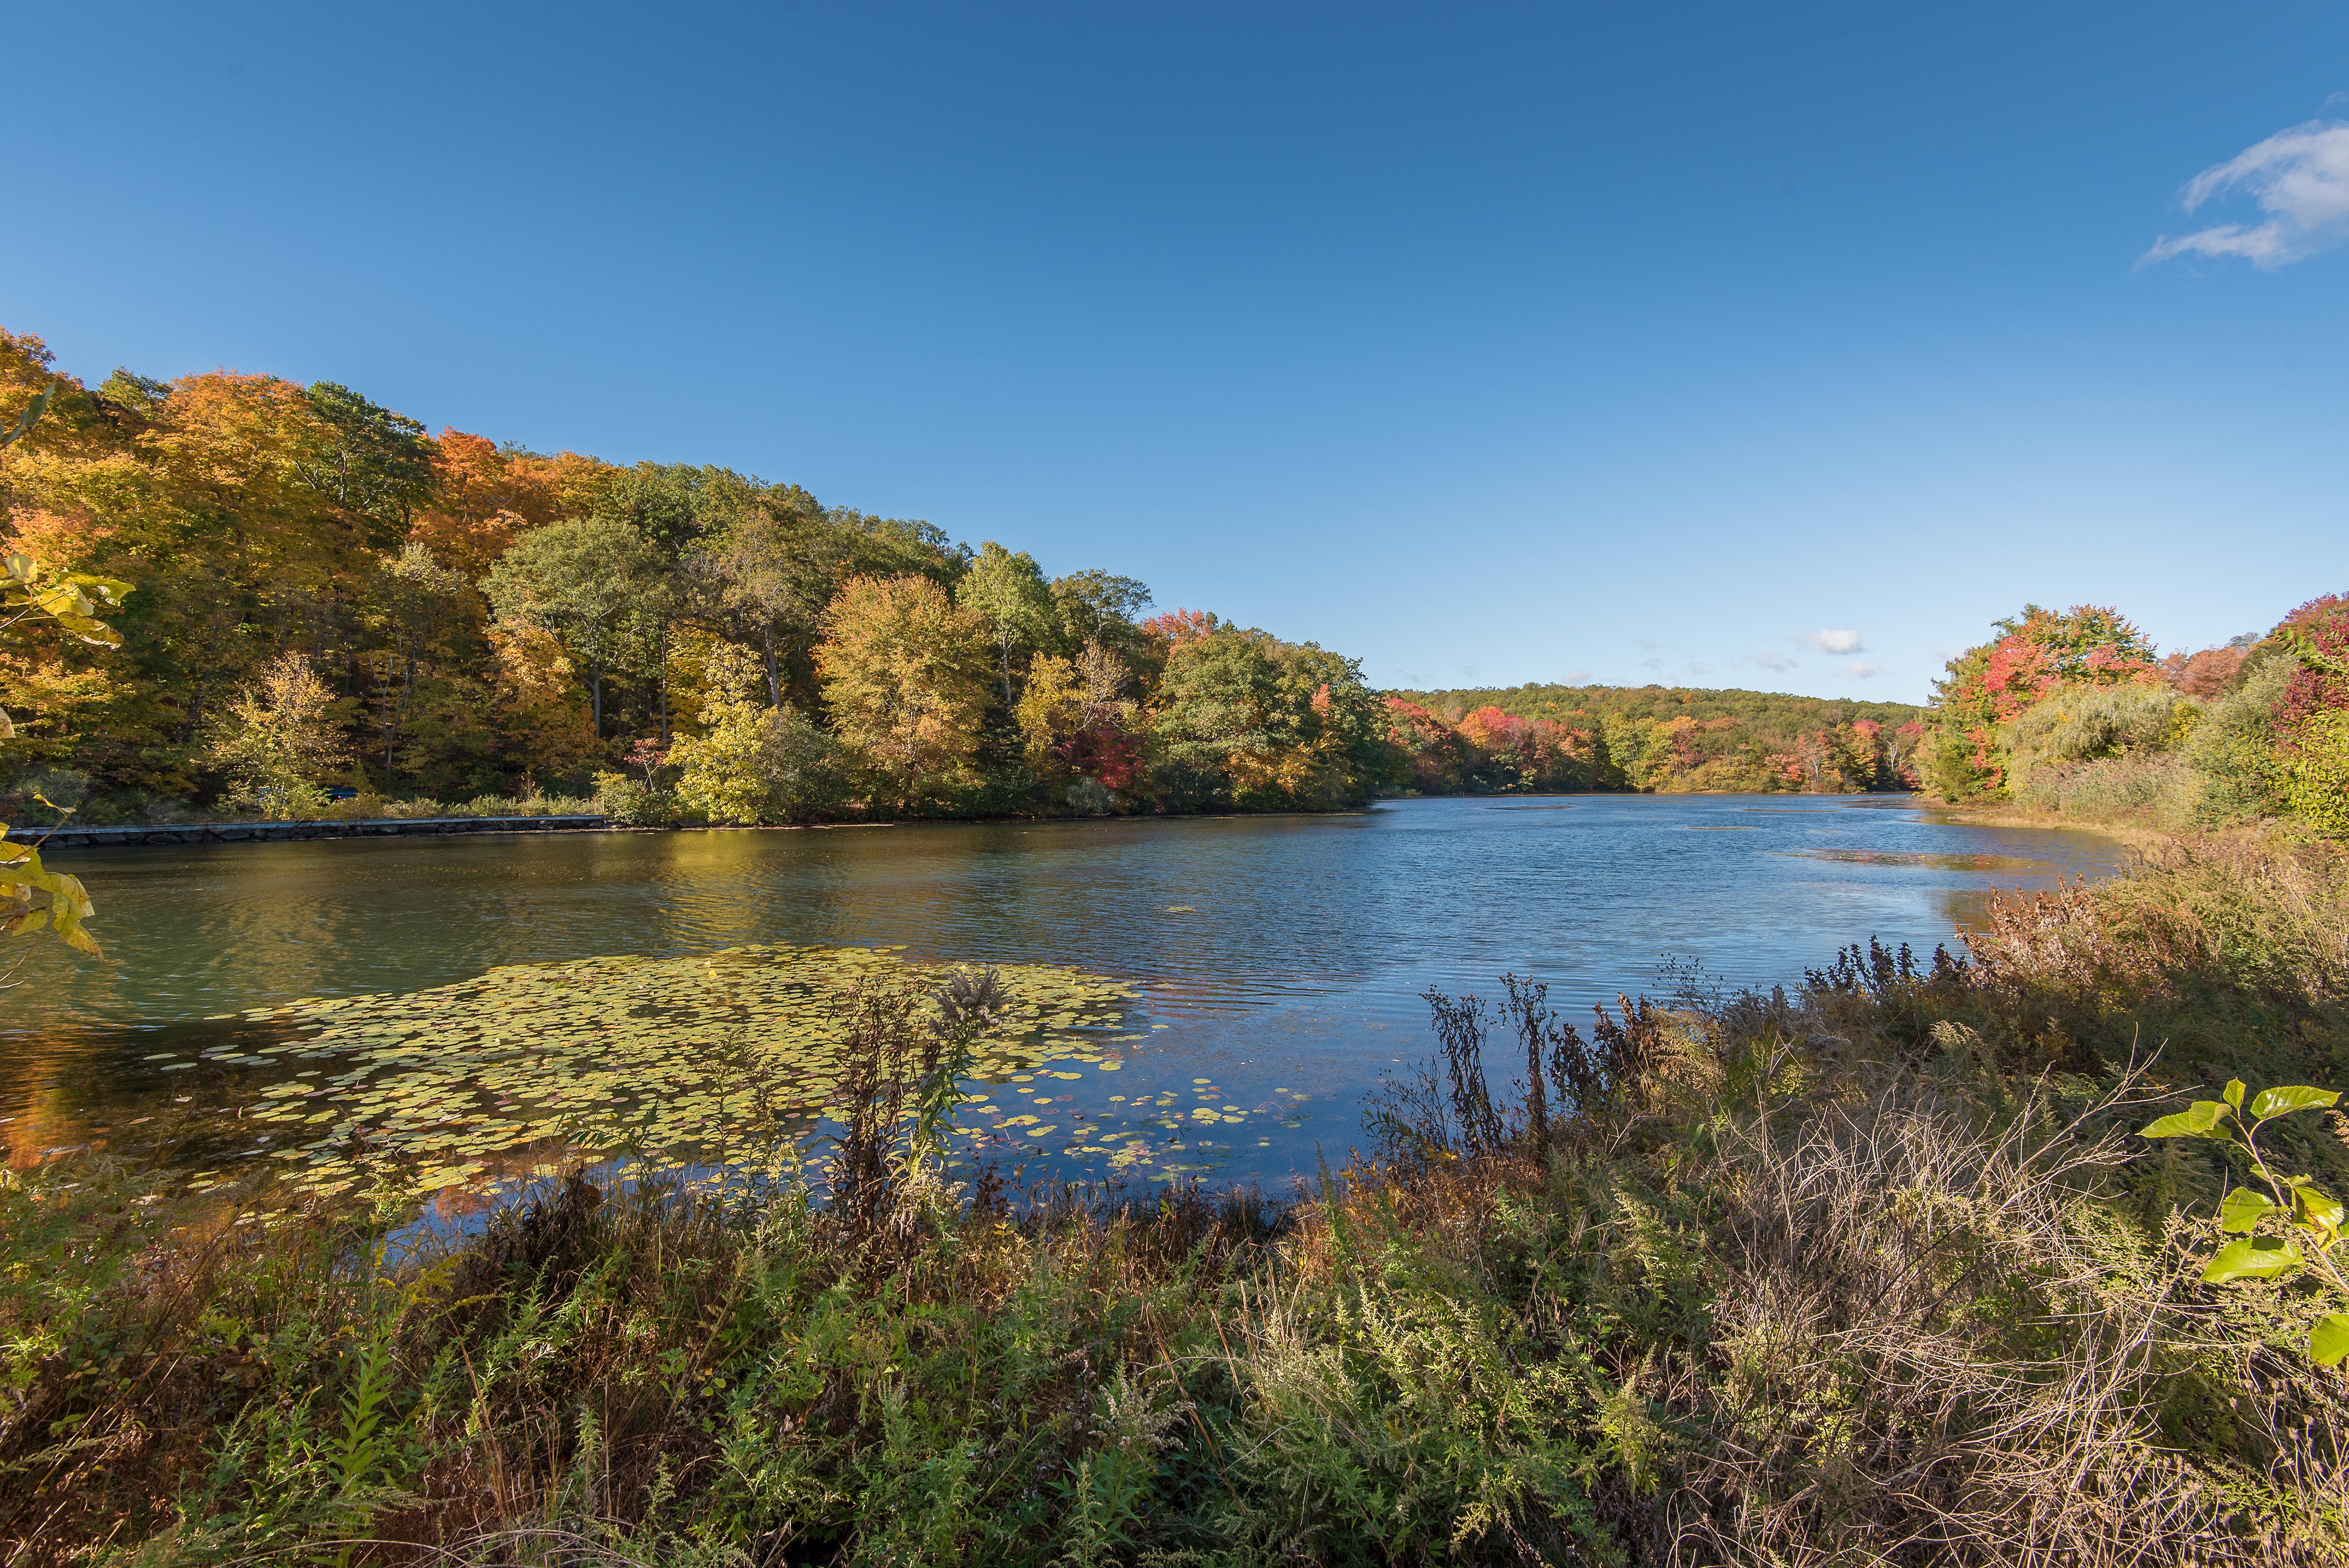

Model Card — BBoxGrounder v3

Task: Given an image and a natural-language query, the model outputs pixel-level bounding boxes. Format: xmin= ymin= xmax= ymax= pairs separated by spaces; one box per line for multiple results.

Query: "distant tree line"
xmin=1382 ymin=684 xmax=1930 ymax=795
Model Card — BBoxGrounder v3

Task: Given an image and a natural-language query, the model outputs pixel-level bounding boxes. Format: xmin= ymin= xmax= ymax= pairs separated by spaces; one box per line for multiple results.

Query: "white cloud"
xmin=2144 ymin=119 xmax=2349 ymax=268
xmin=1802 ymin=629 xmax=1864 ymax=655
xmin=1838 ymin=661 xmax=1886 ymax=680
xmin=1561 ymin=668 xmax=1592 ymax=685
xmin=1750 ymin=651 xmax=1799 ymax=673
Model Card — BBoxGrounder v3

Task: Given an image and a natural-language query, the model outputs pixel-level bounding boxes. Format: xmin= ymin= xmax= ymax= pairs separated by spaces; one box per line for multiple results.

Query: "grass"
xmin=3 ymin=831 xmax=2347 ymax=1565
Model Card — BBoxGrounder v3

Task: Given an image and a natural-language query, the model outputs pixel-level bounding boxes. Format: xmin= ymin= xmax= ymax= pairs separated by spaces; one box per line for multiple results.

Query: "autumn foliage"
xmin=1381 ymin=688 xmax=1926 ymax=796
xmin=0 ymin=326 xmax=1401 ymax=822
xmin=1920 ymin=594 xmax=2349 ymax=837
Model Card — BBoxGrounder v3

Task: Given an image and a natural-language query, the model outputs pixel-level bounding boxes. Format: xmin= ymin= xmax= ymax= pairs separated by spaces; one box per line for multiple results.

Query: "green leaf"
xmin=2217 ymin=1186 xmax=2277 ymax=1234
xmin=2202 ymin=1236 xmax=2304 ymax=1285
xmin=2312 ymin=1314 xmax=2349 ymax=1368
xmin=2139 ymin=1101 xmax=2231 ymax=1139
xmin=2291 ymin=1184 xmax=2345 ymax=1238
xmin=2223 ymin=1079 xmax=2246 ymax=1108
xmin=2247 ymin=1085 xmax=2342 ymax=1122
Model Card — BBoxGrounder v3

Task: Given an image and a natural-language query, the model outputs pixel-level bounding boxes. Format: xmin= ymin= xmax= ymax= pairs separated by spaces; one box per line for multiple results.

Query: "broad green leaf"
xmin=2292 ymin=1185 xmax=2346 ymax=1238
xmin=2139 ymin=1101 xmax=2231 ymax=1139
xmin=2312 ymin=1314 xmax=2349 ymax=1368
xmin=2217 ymin=1186 xmax=2276 ymax=1234
xmin=2247 ymin=1085 xmax=2342 ymax=1122
xmin=2202 ymin=1236 xmax=2304 ymax=1285
xmin=2223 ymin=1079 xmax=2246 ymax=1108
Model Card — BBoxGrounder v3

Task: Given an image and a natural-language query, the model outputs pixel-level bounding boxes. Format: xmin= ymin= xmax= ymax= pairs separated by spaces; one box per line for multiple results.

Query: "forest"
xmin=0 ymin=327 xmax=1394 ymax=827
xmin=1383 ymin=683 xmax=1929 ymax=795
xmin=6 ymin=325 xmax=2341 ymax=835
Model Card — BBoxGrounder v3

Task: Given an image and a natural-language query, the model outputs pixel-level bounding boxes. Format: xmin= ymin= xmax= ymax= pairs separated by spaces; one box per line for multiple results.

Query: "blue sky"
xmin=6 ymin=2 xmax=2345 ymax=703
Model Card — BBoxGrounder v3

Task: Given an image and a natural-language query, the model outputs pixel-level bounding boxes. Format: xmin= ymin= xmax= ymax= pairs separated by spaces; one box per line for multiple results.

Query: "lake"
xmin=2 ymin=794 xmax=2122 ymax=1194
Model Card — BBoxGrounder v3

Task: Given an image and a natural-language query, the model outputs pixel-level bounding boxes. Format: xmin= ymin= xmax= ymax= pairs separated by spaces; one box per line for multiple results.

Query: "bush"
xmin=2002 ymin=679 xmax=2186 ymax=775
xmin=2184 ymin=656 xmax=2296 ymax=826
xmin=670 ymin=698 xmax=846 ymax=825
xmin=2010 ymin=751 xmax=2200 ymax=828
xmin=2281 ymin=708 xmax=2349 ymax=839
xmin=592 ymin=772 xmax=686 ymax=827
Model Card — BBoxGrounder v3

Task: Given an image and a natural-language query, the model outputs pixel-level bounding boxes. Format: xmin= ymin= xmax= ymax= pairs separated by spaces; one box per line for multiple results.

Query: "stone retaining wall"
xmin=6 ymin=815 xmax=609 ymax=850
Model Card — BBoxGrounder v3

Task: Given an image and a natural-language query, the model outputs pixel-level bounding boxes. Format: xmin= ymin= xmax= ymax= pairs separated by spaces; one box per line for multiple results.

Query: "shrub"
xmin=2184 ymin=656 xmax=2296 ymax=825
xmin=591 ymin=772 xmax=684 ymax=827
xmin=2002 ymin=679 xmax=2186 ymax=775
xmin=2282 ymin=708 xmax=2349 ymax=838
xmin=2009 ymin=752 xmax=2200 ymax=828
xmin=670 ymin=698 xmax=846 ymax=825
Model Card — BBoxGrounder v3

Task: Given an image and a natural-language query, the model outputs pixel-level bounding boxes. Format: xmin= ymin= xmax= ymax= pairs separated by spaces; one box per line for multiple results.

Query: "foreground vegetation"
xmin=5 ymin=828 xmax=2345 ymax=1566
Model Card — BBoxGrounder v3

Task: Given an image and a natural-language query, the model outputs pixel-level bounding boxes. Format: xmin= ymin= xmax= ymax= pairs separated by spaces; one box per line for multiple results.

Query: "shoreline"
xmin=14 ymin=786 xmax=1953 ymax=853
xmin=1909 ymin=798 xmax=2167 ymax=849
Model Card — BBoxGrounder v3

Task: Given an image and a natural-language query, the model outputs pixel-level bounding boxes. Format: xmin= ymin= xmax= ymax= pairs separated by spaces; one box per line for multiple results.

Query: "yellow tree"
xmin=207 ymin=652 xmax=353 ymax=815
xmin=1015 ymin=640 xmax=1134 ymax=778
xmin=2 ymin=374 xmax=118 ymax=969
xmin=815 ymin=574 xmax=991 ymax=812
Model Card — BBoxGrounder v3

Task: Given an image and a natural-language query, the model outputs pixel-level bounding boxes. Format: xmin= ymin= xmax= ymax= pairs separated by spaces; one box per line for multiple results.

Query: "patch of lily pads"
xmin=182 ymin=944 xmax=1309 ymax=1205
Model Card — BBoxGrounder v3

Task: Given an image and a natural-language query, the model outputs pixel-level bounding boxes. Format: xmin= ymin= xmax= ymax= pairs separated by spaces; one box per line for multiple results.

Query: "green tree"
xmin=957 ymin=542 xmax=1057 ymax=707
xmin=592 ymin=462 xmax=767 ymax=554
xmin=298 ymin=381 xmax=434 ymax=541
xmin=683 ymin=493 xmax=830 ymax=708
xmin=1050 ymin=569 xmax=1152 ymax=657
xmin=484 ymin=517 xmax=664 ymax=737
xmin=1151 ymin=626 xmax=1392 ymax=809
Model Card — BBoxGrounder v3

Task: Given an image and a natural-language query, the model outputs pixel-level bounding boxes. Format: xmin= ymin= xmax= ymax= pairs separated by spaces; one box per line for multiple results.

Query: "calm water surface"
xmin=4 ymin=795 xmax=2122 ymax=1187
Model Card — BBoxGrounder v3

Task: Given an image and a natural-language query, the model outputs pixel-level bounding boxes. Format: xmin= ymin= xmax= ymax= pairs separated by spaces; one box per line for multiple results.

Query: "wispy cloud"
xmin=1633 ymin=637 xmax=1660 ymax=651
xmin=1561 ymin=668 xmax=1592 ymax=685
xmin=1750 ymin=651 xmax=1799 ymax=673
xmin=1638 ymin=657 xmax=1664 ymax=672
xmin=1802 ymin=629 xmax=1864 ymax=655
xmin=2144 ymin=119 xmax=2349 ymax=268
xmin=1838 ymin=661 xmax=1886 ymax=680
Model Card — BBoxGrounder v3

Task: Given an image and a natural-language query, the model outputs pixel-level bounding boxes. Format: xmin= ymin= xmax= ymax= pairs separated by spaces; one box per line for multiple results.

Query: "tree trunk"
xmin=591 ymin=661 xmax=603 ymax=736
xmin=657 ymin=623 xmax=672 ymax=746
xmin=762 ymin=624 xmax=782 ymax=708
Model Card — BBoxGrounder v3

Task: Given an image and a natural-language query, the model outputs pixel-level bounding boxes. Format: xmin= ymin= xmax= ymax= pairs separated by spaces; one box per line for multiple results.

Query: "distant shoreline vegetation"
xmin=1381 ymin=683 xmax=1929 ymax=797
xmin=1 ymin=327 xmax=1404 ymax=829
xmin=6 ymin=327 xmax=2339 ymax=840
xmin=0 ymin=325 xmax=1936 ymax=834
